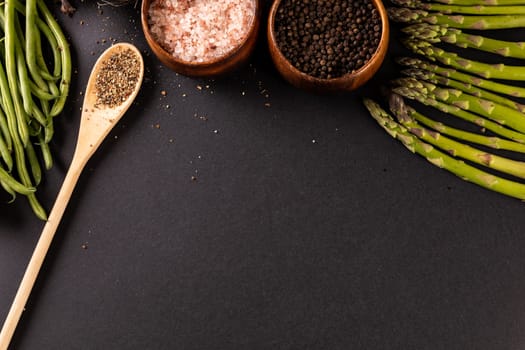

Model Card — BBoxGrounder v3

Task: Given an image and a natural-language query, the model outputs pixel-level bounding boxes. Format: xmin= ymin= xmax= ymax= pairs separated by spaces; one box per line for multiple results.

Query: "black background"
xmin=1 ymin=1 xmax=525 ymax=349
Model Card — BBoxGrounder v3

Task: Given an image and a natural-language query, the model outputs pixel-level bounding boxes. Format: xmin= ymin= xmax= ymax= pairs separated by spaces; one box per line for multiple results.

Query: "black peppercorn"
xmin=274 ymin=0 xmax=382 ymax=79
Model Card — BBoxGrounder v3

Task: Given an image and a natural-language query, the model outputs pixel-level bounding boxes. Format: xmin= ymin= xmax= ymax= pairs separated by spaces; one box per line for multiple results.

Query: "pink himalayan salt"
xmin=148 ymin=0 xmax=256 ymax=63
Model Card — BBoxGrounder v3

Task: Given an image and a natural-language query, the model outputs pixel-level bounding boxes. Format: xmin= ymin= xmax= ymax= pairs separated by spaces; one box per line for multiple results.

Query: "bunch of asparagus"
xmin=364 ymin=0 xmax=525 ymax=199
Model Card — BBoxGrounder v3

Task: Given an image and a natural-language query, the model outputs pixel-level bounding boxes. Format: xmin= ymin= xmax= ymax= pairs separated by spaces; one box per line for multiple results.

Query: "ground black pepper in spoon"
xmin=95 ymin=48 xmax=142 ymax=108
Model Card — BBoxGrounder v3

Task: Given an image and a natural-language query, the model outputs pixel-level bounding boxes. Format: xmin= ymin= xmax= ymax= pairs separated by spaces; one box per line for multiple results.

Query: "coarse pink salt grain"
xmin=148 ymin=0 xmax=256 ymax=63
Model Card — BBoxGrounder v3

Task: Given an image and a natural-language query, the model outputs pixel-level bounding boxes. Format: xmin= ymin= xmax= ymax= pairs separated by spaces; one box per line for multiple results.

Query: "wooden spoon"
xmin=0 ymin=42 xmax=144 ymax=349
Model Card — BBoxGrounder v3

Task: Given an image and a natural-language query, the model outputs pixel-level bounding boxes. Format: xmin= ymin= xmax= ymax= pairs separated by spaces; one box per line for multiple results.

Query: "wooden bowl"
xmin=141 ymin=0 xmax=261 ymax=78
xmin=267 ymin=0 xmax=390 ymax=93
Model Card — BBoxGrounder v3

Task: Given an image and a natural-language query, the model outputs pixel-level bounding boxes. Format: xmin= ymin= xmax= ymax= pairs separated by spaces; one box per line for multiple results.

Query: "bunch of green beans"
xmin=0 ymin=0 xmax=71 ymax=220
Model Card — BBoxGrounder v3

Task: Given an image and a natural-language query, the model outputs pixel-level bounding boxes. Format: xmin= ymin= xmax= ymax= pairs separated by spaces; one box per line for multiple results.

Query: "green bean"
xmin=13 ymin=0 xmax=61 ymax=81
xmin=0 ymin=179 xmax=17 ymax=202
xmin=43 ymin=113 xmax=53 ymax=143
xmin=39 ymin=96 xmax=52 ymax=142
xmin=0 ymin=42 xmax=20 ymax=153
xmin=37 ymin=130 xmax=52 ymax=170
xmin=36 ymin=17 xmax=61 ymax=78
xmin=5 ymin=0 xmax=29 ymax=145
xmin=41 ymin=97 xmax=50 ymax=117
xmin=11 ymin=128 xmax=45 ymax=218
xmin=10 ymin=3 xmax=41 ymax=123
xmin=29 ymin=79 xmax=58 ymax=100
xmin=47 ymin=78 xmax=60 ymax=97
xmin=0 ymin=161 xmax=35 ymax=196
xmin=28 ymin=97 xmax=47 ymax=126
xmin=33 ymin=19 xmax=60 ymax=107
xmin=0 ymin=104 xmax=12 ymax=150
xmin=17 ymin=3 xmax=55 ymax=152
xmin=16 ymin=36 xmax=33 ymax=116
xmin=12 ymin=2 xmax=24 ymax=42
xmin=25 ymin=138 xmax=41 ymax=185
xmin=24 ymin=18 xmax=57 ymax=83
xmin=37 ymin=93 xmax=52 ymax=144
xmin=34 ymin=17 xmax=61 ymax=81
xmin=37 ymin=0 xmax=71 ymax=117
xmin=0 ymin=131 xmax=13 ymax=170
xmin=25 ymin=0 xmax=50 ymax=91
xmin=27 ymin=193 xmax=46 ymax=220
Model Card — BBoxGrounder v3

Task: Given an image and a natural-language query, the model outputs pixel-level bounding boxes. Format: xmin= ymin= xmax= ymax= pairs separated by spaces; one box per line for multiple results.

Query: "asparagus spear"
xmin=393 ymin=77 xmax=525 ymax=133
xmin=396 ymin=57 xmax=525 ymax=98
xmin=400 ymin=67 xmax=525 ymax=112
xmin=363 ymin=98 xmax=525 ymax=200
xmin=390 ymin=90 xmax=525 ymax=152
xmin=388 ymin=93 xmax=525 ymax=179
xmin=433 ymin=0 xmax=525 ymax=5
xmin=392 ymin=85 xmax=525 ymax=143
xmin=402 ymin=23 xmax=525 ymax=59
xmin=388 ymin=8 xmax=429 ymax=23
xmin=403 ymin=38 xmax=525 ymax=80
xmin=391 ymin=0 xmax=525 ymax=14
xmin=404 ymin=103 xmax=525 ymax=153
xmin=388 ymin=7 xmax=525 ymax=29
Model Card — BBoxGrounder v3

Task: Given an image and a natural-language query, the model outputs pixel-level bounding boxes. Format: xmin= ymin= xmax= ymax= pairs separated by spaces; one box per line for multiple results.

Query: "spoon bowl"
xmin=267 ymin=0 xmax=389 ymax=93
xmin=77 ymin=42 xmax=144 ymax=160
xmin=0 ymin=42 xmax=144 ymax=350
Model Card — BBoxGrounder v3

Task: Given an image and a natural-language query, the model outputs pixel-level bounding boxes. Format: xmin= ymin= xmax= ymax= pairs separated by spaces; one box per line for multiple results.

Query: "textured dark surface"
xmin=1 ymin=1 xmax=525 ymax=349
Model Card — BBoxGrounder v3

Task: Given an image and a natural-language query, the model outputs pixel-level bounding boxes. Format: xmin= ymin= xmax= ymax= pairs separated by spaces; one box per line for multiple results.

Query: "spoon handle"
xmin=0 ymin=154 xmax=87 ymax=350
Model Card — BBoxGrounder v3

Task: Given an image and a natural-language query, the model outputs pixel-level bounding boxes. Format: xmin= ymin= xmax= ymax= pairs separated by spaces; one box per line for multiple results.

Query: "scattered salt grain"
xmin=147 ymin=0 xmax=256 ymax=63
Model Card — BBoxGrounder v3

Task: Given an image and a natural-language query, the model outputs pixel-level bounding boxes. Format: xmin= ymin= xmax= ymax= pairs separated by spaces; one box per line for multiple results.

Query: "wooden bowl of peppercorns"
xmin=141 ymin=0 xmax=261 ymax=77
xmin=267 ymin=0 xmax=389 ymax=93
